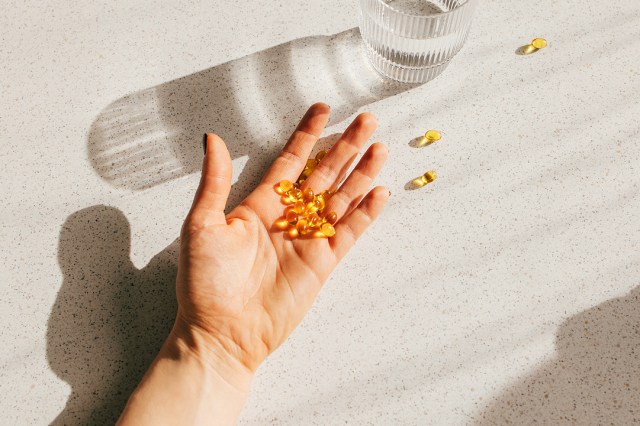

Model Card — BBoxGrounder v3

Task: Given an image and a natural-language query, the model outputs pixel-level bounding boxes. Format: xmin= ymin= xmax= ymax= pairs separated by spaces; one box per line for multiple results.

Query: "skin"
xmin=117 ymin=103 xmax=390 ymax=425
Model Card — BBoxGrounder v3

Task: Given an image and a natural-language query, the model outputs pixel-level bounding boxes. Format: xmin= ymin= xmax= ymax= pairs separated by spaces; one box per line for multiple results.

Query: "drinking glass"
xmin=358 ymin=0 xmax=479 ymax=83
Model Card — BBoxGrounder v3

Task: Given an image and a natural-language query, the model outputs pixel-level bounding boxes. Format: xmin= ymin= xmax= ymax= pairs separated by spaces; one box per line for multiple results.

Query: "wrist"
xmin=118 ymin=320 xmax=252 ymax=425
xmin=168 ymin=313 xmax=255 ymax=395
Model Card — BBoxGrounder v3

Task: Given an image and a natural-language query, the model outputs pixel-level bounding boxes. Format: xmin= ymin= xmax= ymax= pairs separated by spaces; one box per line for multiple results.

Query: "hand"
xmin=117 ymin=103 xmax=389 ymax=425
xmin=176 ymin=103 xmax=390 ymax=386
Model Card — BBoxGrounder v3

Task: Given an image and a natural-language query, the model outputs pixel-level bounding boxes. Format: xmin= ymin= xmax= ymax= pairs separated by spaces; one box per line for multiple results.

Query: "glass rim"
xmin=369 ymin=0 xmax=475 ymax=19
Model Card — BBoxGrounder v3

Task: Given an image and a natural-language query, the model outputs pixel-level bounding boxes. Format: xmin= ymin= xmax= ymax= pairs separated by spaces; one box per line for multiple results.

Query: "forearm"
xmin=117 ymin=320 xmax=253 ymax=426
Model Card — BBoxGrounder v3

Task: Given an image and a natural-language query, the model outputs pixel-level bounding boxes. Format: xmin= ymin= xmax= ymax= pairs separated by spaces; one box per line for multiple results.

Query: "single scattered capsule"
xmin=424 ymin=130 xmax=442 ymax=143
xmin=302 ymin=188 xmax=314 ymax=203
xmin=279 ymin=180 xmax=294 ymax=192
xmin=422 ymin=170 xmax=437 ymax=184
xmin=306 ymin=159 xmax=318 ymax=169
xmin=321 ymin=222 xmax=336 ymax=237
xmin=293 ymin=201 xmax=305 ymax=214
xmin=315 ymin=150 xmax=328 ymax=161
xmin=296 ymin=219 xmax=309 ymax=235
xmin=324 ymin=211 xmax=338 ymax=225
xmin=286 ymin=210 xmax=298 ymax=224
xmin=531 ymin=38 xmax=547 ymax=49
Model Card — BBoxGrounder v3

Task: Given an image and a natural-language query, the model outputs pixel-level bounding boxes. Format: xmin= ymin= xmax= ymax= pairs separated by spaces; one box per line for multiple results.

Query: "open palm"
xmin=175 ymin=103 xmax=389 ymax=379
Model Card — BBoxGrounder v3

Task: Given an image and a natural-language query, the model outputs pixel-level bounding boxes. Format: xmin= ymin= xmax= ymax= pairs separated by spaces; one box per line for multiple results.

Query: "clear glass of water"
xmin=359 ymin=0 xmax=479 ymax=83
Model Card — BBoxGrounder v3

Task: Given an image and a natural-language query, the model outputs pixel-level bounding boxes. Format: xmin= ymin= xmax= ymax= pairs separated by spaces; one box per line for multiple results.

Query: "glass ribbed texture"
xmin=359 ymin=0 xmax=478 ymax=83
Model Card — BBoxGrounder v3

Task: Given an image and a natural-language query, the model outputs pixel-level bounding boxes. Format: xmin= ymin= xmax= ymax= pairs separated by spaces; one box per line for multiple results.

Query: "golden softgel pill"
xmin=531 ymin=38 xmax=547 ymax=49
xmin=321 ymin=222 xmax=336 ymax=237
xmin=422 ymin=170 xmax=437 ymax=184
xmin=424 ymin=130 xmax=442 ymax=143
xmin=279 ymin=180 xmax=293 ymax=192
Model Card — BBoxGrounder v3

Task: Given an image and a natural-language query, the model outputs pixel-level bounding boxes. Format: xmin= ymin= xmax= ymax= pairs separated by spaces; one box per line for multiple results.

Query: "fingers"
xmin=330 ymin=186 xmax=390 ymax=260
xmin=302 ymin=112 xmax=377 ymax=193
xmin=261 ymin=103 xmax=330 ymax=186
xmin=324 ymin=142 xmax=388 ymax=220
xmin=188 ymin=133 xmax=232 ymax=225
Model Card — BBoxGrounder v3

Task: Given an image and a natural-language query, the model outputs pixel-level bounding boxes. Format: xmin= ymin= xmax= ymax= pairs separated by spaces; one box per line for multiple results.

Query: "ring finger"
xmin=323 ymin=142 xmax=388 ymax=221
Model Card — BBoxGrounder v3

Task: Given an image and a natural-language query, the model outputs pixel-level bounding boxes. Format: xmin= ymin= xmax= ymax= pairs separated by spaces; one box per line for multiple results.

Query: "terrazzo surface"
xmin=1 ymin=0 xmax=639 ymax=424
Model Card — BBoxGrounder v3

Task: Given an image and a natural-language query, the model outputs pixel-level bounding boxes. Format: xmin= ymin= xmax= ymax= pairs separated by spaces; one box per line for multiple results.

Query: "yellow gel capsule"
xmin=319 ymin=190 xmax=333 ymax=201
xmin=308 ymin=213 xmax=322 ymax=228
xmin=315 ymin=150 xmax=328 ymax=161
xmin=289 ymin=188 xmax=303 ymax=200
xmin=303 ymin=188 xmax=314 ymax=203
xmin=314 ymin=196 xmax=326 ymax=211
xmin=286 ymin=210 xmax=298 ymax=224
xmin=293 ymin=201 xmax=305 ymax=214
xmin=422 ymin=170 xmax=437 ymax=184
xmin=306 ymin=202 xmax=319 ymax=214
xmin=296 ymin=219 xmax=309 ymax=235
xmin=275 ymin=217 xmax=289 ymax=230
xmin=281 ymin=194 xmax=296 ymax=205
xmin=306 ymin=159 xmax=318 ymax=169
xmin=425 ymin=130 xmax=441 ymax=142
xmin=288 ymin=227 xmax=299 ymax=239
xmin=321 ymin=222 xmax=336 ymax=237
xmin=324 ymin=211 xmax=338 ymax=225
xmin=531 ymin=38 xmax=547 ymax=49
xmin=279 ymin=180 xmax=294 ymax=192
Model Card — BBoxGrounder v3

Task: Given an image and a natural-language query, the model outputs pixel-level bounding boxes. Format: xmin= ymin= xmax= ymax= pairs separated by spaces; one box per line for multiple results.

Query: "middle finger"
xmin=301 ymin=112 xmax=377 ymax=193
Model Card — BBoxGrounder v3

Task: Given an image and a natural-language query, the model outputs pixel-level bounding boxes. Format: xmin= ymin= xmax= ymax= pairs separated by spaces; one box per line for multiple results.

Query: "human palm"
xmin=175 ymin=103 xmax=389 ymax=377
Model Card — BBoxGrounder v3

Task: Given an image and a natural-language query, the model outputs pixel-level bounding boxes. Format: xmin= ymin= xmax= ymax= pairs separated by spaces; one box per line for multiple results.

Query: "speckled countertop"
xmin=1 ymin=0 xmax=639 ymax=424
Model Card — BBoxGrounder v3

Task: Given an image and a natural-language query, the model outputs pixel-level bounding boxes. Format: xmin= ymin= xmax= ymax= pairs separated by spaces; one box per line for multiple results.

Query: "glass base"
xmin=365 ymin=46 xmax=450 ymax=84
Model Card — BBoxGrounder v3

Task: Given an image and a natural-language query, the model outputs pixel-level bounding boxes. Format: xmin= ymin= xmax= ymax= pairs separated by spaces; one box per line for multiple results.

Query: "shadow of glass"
xmin=88 ymin=28 xmax=418 ymax=193
xmin=47 ymin=206 xmax=178 ymax=425
xmin=476 ymin=285 xmax=640 ymax=424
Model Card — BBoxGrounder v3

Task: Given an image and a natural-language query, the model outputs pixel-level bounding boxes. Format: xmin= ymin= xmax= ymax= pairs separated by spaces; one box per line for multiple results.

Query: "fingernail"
xmin=202 ymin=133 xmax=208 ymax=155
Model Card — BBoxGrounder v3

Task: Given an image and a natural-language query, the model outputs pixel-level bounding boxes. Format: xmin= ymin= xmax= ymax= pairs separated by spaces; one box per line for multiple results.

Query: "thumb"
xmin=189 ymin=133 xmax=232 ymax=224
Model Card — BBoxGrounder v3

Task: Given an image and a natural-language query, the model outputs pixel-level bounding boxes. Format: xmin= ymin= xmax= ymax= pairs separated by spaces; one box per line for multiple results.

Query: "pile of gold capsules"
xmin=274 ymin=150 xmax=338 ymax=239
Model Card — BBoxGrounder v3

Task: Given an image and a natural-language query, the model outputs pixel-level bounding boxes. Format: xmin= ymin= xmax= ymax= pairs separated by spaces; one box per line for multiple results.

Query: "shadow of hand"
xmin=47 ymin=205 xmax=178 ymax=425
